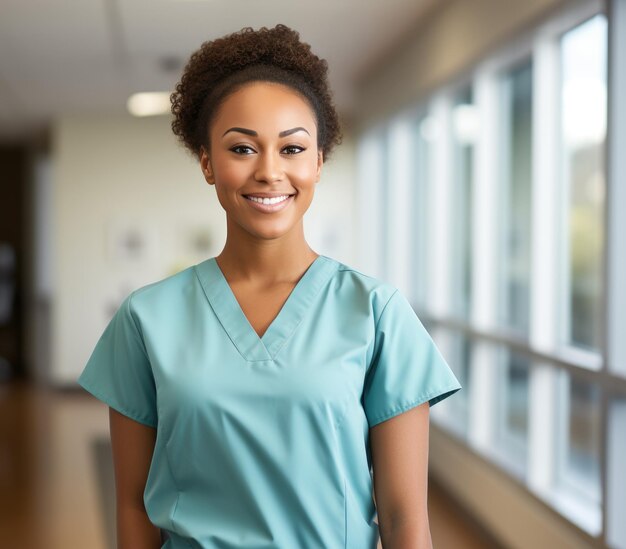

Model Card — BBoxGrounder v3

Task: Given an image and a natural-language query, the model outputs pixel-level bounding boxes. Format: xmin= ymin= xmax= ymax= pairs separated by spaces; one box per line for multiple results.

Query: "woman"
xmin=78 ymin=24 xmax=461 ymax=549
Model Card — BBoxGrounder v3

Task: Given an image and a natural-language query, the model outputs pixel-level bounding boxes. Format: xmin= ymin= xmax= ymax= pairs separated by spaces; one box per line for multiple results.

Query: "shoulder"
xmin=125 ymin=263 xmax=198 ymax=316
xmin=322 ymin=255 xmax=399 ymax=321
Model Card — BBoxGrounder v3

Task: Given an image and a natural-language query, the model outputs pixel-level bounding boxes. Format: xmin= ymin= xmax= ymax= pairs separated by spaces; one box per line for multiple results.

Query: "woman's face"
xmin=200 ymin=81 xmax=323 ymax=241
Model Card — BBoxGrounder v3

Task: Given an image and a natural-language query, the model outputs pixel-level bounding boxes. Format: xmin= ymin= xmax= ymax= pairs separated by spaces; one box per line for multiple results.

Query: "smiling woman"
xmin=199 ymin=81 xmax=323 ymax=241
xmin=76 ymin=23 xmax=461 ymax=549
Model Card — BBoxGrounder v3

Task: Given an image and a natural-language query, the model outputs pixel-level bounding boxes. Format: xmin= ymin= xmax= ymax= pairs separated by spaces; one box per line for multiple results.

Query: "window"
xmin=495 ymin=346 xmax=530 ymax=472
xmin=559 ymin=14 xmax=608 ymax=352
xmin=431 ymin=327 xmax=472 ymax=436
xmin=498 ymin=60 xmax=533 ymax=337
xmin=355 ymin=3 xmax=619 ymax=542
xmin=556 ymin=372 xmax=602 ymax=505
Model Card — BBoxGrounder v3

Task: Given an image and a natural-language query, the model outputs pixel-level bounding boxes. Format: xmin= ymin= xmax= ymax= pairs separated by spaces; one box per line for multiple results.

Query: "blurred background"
xmin=1 ymin=0 xmax=625 ymax=547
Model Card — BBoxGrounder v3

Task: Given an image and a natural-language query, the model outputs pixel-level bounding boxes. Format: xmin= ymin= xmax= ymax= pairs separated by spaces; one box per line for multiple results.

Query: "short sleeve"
xmin=77 ymin=291 xmax=158 ymax=428
xmin=363 ymin=289 xmax=462 ymax=427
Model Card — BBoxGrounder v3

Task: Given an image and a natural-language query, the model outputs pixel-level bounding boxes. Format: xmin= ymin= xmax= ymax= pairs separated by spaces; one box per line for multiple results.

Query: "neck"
xmin=215 ymin=219 xmax=319 ymax=285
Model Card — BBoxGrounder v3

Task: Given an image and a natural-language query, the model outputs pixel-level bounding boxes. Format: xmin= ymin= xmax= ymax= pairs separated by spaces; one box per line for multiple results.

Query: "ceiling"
xmin=0 ymin=0 xmax=439 ymax=143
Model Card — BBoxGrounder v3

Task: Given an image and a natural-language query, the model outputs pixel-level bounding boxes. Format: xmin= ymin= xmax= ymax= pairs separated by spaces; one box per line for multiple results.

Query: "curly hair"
xmin=170 ymin=24 xmax=343 ymax=162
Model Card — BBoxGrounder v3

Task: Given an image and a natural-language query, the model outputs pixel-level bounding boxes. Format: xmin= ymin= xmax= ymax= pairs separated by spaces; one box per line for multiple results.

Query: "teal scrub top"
xmin=77 ymin=254 xmax=461 ymax=548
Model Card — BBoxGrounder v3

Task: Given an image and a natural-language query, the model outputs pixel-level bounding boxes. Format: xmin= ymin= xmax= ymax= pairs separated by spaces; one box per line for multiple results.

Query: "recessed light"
xmin=127 ymin=92 xmax=171 ymax=117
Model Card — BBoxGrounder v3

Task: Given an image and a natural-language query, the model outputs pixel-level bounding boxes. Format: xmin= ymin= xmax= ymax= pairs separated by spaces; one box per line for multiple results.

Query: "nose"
xmin=254 ymin=150 xmax=284 ymax=183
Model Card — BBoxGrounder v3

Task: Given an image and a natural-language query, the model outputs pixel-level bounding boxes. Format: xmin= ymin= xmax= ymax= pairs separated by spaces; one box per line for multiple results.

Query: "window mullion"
xmin=386 ymin=118 xmax=414 ymax=296
xmin=606 ymin=0 xmax=626 ymax=545
xmin=356 ymin=131 xmax=385 ymax=278
xmin=467 ymin=71 xmax=500 ymax=449
xmin=527 ymin=34 xmax=561 ymax=494
xmin=427 ymin=95 xmax=454 ymax=316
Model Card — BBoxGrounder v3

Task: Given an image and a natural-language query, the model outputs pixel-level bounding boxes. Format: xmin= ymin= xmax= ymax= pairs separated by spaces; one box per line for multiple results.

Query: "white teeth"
xmin=246 ymin=195 xmax=290 ymax=205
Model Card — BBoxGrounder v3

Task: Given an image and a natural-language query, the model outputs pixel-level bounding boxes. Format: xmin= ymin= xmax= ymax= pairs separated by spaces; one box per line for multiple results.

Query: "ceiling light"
xmin=127 ymin=92 xmax=171 ymax=117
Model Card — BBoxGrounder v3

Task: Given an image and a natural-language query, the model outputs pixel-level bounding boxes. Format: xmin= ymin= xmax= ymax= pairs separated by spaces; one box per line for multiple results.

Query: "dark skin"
xmin=199 ymin=81 xmax=324 ymax=334
xmin=109 ymin=409 xmax=161 ymax=548
xmin=110 ymin=80 xmax=433 ymax=548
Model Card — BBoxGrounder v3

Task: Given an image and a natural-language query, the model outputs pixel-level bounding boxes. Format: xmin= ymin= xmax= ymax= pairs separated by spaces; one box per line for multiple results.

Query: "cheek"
xmin=215 ymin=162 xmax=248 ymax=187
xmin=289 ymin=158 xmax=319 ymax=187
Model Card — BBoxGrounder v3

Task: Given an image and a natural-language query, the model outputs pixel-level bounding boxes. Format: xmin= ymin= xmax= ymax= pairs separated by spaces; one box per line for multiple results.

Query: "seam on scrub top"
xmin=193 ymin=265 xmax=252 ymax=360
xmin=336 ymin=264 xmax=390 ymax=285
xmin=363 ymin=289 xmax=399 ymax=382
xmin=127 ymin=290 xmax=155 ymax=367
xmin=269 ymin=259 xmax=339 ymax=361
xmin=163 ymin=440 xmax=185 ymax=537
xmin=256 ymin=256 xmax=331 ymax=361
xmin=374 ymin=289 xmax=399 ymax=332
xmin=125 ymin=290 xmax=159 ymax=423
xmin=368 ymin=384 xmax=462 ymax=426
xmin=170 ymin=492 xmax=182 ymax=538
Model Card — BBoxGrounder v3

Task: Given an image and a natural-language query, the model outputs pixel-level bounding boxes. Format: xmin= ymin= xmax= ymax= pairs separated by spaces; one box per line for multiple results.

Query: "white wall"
xmin=50 ymin=113 xmax=355 ymax=385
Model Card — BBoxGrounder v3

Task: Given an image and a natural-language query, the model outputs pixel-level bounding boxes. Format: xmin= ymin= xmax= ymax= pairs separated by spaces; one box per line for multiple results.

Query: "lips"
xmin=242 ymin=192 xmax=296 ymax=198
xmin=244 ymin=193 xmax=294 ymax=213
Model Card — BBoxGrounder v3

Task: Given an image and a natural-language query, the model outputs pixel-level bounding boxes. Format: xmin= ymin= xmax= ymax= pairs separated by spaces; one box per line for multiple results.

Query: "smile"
xmin=244 ymin=194 xmax=295 ymax=213
xmin=246 ymin=194 xmax=291 ymax=205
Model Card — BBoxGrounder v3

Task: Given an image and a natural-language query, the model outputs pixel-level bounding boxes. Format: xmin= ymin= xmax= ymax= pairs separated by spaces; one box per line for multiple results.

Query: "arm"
xmin=370 ymin=401 xmax=433 ymax=549
xmin=109 ymin=407 xmax=162 ymax=549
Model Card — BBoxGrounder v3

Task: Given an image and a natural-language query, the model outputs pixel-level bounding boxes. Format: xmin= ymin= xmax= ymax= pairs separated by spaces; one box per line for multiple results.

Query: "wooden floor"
xmin=0 ymin=379 xmax=503 ymax=549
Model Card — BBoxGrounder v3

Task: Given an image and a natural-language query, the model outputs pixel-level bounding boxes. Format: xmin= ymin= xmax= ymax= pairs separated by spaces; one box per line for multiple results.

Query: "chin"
xmin=251 ymin=221 xmax=299 ymax=240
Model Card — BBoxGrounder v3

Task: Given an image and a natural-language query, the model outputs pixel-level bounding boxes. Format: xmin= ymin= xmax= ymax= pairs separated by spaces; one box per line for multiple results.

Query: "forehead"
xmin=211 ymin=82 xmax=317 ymax=134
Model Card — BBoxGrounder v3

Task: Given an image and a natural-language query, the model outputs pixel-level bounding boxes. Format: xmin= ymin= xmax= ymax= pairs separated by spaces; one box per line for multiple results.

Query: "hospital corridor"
xmin=1 ymin=0 xmax=625 ymax=548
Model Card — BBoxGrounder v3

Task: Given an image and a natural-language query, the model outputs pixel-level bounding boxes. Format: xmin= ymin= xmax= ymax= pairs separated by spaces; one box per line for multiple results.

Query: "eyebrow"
xmin=221 ymin=126 xmax=310 ymax=138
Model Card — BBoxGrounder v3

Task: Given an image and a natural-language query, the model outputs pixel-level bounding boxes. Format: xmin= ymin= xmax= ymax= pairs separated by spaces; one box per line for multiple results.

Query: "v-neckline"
xmin=194 ymin=254 xmax=338 ymax=362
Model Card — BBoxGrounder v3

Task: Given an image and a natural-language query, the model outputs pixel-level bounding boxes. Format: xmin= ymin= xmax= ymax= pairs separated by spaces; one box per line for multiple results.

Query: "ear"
xmin=315 ymin=150 xmax=324 ymax=182
xmin=199 ymin=146 xmax=215 ymax=185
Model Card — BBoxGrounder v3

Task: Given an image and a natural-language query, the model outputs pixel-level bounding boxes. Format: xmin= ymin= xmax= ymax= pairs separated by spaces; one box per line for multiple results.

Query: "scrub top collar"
xmin=194 ymin=255 xmax=339 ymax=362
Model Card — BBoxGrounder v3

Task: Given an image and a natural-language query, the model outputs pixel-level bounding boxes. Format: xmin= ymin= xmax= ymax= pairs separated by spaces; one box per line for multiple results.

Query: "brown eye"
xmin=230 ymin=145 xmax=255 ymax=155
xmin=283 ymin=145 xmax=305 ymax=155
